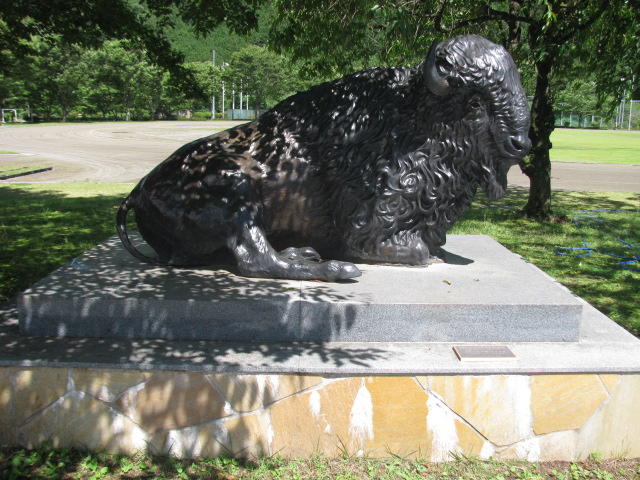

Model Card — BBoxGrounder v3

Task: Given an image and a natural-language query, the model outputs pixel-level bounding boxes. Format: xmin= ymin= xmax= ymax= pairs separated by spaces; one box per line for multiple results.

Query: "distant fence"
xmin=555 ymin=100 xmax=639 ymax=129
xmin=226 ymin=109 xmax=265 ymax=120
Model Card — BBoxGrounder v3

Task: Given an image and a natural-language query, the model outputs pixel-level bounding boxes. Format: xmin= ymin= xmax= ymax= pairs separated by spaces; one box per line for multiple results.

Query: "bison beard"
xmin=117 ymin=34 xmax=531 ymax=281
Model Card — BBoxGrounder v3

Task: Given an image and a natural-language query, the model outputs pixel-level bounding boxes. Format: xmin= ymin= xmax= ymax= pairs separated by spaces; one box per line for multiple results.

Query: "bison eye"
xmin=466 ymin=94 xmax=486 ymax=112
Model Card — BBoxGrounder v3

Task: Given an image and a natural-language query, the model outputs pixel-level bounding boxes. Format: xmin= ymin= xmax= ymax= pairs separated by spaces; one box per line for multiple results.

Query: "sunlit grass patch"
xmin=551 ymin=129 xmax=640 ymax=164
xmin=0 ymin=165 xmax=52 ymax=179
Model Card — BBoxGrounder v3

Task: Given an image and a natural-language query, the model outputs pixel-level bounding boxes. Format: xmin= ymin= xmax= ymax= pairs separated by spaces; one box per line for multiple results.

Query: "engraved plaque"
xmin=453 ymin=345 xmax=517 ymax=362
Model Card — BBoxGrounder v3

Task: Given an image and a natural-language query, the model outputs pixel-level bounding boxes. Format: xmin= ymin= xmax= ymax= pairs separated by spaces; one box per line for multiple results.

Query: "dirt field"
xmin=1 ymin=121 xmax=639 ymax=191
xmin=0 ymin=121 xmax=245 ymax=183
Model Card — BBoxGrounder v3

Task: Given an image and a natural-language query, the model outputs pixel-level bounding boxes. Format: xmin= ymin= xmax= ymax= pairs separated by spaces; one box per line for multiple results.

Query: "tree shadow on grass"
xmin=0 ymin=184 xmax=128 ymax=302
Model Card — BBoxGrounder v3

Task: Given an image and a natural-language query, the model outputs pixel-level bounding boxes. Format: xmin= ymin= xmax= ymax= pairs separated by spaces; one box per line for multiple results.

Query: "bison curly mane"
xmin=250 ymin=35 xmax=528 ymax=260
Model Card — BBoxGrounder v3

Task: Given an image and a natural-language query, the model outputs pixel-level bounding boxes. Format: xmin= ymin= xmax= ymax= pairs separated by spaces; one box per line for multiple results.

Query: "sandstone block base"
xmin=2 ymin=366 xmax=639 ymax=461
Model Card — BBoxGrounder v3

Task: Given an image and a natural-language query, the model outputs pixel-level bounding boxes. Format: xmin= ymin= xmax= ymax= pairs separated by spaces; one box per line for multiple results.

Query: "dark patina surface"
xmin=117 ymin=35 xmax=531 ymax=281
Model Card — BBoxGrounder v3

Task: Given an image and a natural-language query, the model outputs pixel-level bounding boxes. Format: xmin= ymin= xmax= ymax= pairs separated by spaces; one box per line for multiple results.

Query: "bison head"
xmin=423 ymin=35 xmax=531 ymax=200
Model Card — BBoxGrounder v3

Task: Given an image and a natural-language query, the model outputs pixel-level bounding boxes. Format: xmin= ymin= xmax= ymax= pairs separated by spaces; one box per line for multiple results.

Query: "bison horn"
xmin=424 ymin=39 xmax=450 ymax=96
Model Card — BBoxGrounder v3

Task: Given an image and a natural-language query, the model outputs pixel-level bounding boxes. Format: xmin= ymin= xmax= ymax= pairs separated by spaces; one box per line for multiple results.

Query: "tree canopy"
xmin=0 ymin=0 xmax=265 ymax=91
xmin=1 ymin=39 xmax=304 ymax=122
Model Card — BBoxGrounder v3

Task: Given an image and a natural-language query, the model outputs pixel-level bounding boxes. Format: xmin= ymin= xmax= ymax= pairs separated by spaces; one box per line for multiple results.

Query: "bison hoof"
xmin=323 ymin=260 xmax=362 ymax=281
xmin=346 ymin=237 xmax=432 ymax=265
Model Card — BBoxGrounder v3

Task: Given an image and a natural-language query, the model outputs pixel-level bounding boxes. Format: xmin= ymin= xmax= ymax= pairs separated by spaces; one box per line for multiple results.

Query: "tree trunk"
xmin=521 ymin=54 xmax=555 ymax=219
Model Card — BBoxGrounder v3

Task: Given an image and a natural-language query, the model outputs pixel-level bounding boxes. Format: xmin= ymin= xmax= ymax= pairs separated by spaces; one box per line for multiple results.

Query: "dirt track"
xmin=508 ymin=162 xmax=640 ymax=192
xmin=0 ymin=121 xmax=245 ymax=183
xmin=0 ymin=121 xmax=639 ymax=191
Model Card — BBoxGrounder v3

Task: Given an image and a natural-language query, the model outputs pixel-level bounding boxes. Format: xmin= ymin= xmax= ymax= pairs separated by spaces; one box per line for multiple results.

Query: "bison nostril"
xmin=506 ymin=136 xmax=530 ymax=155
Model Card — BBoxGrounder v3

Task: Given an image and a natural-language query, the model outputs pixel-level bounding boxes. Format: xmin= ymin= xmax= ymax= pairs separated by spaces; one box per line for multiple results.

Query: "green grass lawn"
xmin=1 ymin=183 xmax=638 ymax=337
xmin=550 ymin=129 xmax=640 ymax=164
xmin=2 ymin=446 xmax=640 ymax=480
xmin=0 ymin=164 xmax=52 ymax=179
xmin=0 ymin=183 xmax=132 ymax=304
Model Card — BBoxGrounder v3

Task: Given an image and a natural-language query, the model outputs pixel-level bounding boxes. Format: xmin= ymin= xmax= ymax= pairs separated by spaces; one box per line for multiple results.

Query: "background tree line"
xmin=0 ymin=38 xmax=309 ymax=122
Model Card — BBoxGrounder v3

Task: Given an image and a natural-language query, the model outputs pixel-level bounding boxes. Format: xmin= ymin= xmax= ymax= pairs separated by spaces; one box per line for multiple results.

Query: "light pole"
xmin=211 ymin=49 xmax=216 ymax=120
xmin=221 ymin=62 xmax=229 ymax=119
xmin=629 ymin=76 xmax=636 ymax=130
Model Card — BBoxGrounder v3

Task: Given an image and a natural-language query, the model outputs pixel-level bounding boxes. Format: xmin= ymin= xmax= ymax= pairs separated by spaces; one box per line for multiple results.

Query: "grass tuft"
xmin=2 ymin=445 xmax=639 ymax=479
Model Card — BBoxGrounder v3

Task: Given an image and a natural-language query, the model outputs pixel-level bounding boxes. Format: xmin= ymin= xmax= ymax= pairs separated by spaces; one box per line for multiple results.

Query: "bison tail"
xmin=116 ymin=195 xmax=165 ymax=266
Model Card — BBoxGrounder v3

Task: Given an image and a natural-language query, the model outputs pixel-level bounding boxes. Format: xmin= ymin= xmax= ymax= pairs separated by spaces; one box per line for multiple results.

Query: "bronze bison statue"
xmin=117 ymin=34 xmax=531 ymax=281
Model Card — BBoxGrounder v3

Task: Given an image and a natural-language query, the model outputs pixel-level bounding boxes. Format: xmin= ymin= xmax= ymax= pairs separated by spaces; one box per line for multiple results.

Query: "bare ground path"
xmin=0 ymin=121 xmax=639 ymax=191
xmin=507 ymin=162 xmax=640 ymax=192
xmin=0 ymin=121 xmax=245 ymax=183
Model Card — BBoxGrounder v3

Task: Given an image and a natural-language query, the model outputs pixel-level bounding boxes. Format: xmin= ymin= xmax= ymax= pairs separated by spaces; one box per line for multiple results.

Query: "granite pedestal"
xmin=18 ymin=235 xmax=582 ymax=342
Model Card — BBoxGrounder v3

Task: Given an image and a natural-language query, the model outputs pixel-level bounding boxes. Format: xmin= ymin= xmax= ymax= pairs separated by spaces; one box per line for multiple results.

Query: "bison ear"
xmin=424 ymin=39 xmax=450 ymax=96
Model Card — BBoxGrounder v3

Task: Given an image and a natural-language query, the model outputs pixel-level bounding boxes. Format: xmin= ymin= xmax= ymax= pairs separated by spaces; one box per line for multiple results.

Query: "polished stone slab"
xmin=18 ymin=234 xmax=583 ymax=342
xmin=2 ymin=296 xmax=640 ymax=375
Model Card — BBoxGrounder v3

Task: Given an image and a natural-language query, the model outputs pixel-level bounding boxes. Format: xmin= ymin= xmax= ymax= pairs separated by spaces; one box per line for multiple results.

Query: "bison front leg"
xmin=376 ymin=236 xmax=432 ymax=264
xmin=347 ymin=233 xmax=437 ymax=265
xmin=278 ymin=246 xmax=322 ymax=262
xmin=228 ymin=224 xmax=361 ymax=281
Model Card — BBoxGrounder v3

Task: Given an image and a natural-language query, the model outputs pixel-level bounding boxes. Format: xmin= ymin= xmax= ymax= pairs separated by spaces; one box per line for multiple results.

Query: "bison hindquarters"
xmin=118 ymin=190 xmax=362 ymax=282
